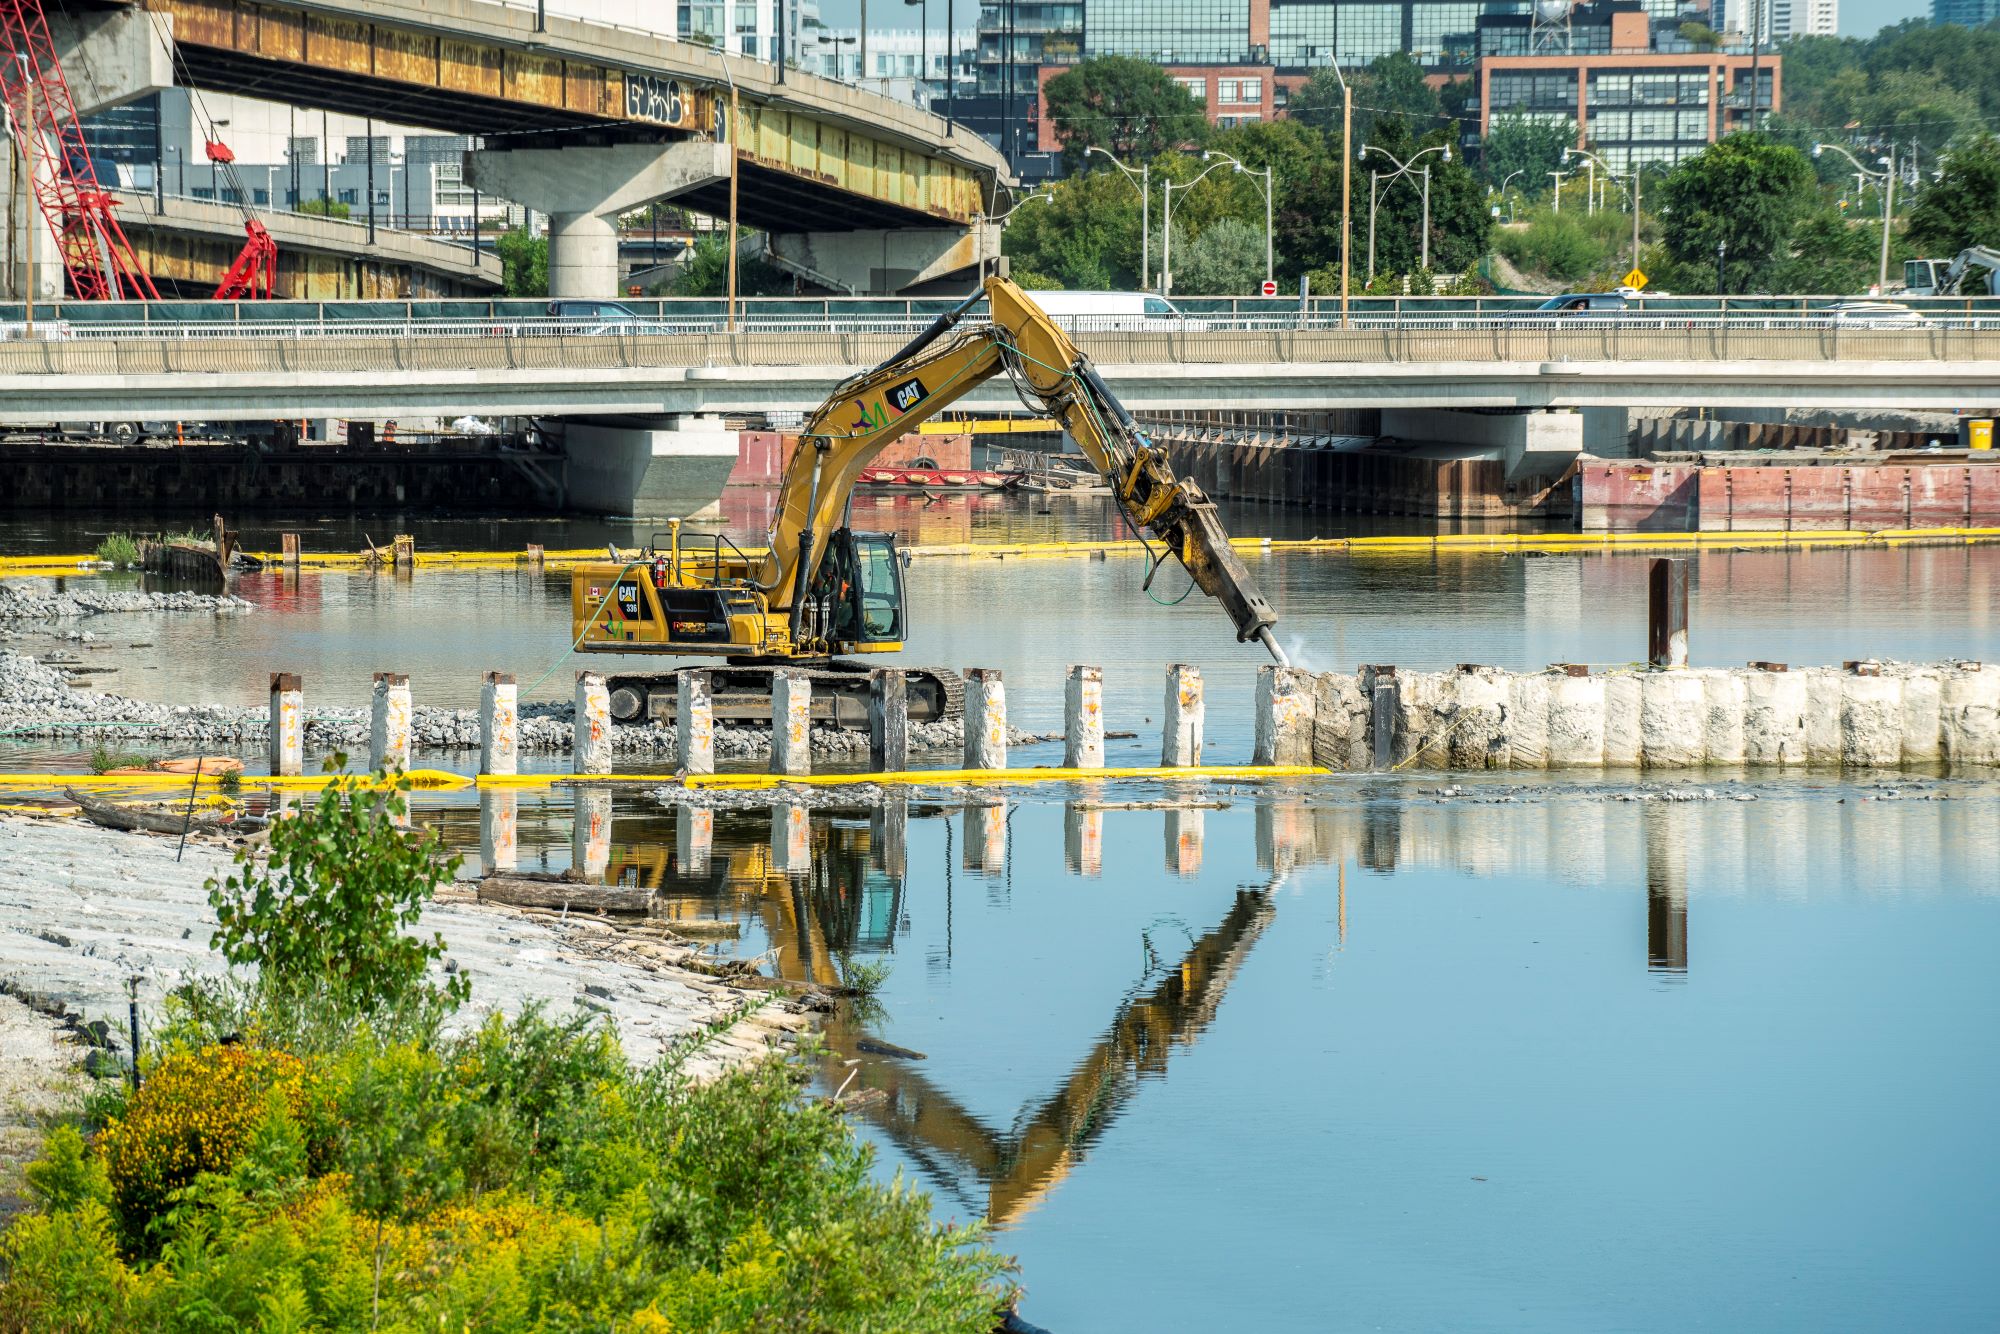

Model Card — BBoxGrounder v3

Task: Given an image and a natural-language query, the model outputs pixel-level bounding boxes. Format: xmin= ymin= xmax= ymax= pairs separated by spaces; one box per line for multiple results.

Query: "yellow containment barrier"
xmin=11 ymin=526 xmax=2000 ymax=579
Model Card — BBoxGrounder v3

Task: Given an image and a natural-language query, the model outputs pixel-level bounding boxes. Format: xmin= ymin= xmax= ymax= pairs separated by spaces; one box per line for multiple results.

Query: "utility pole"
xmin=860 ymin=0 xmax=868 ymax=90
xmin=1878 ymin=143 xmax=1895 ymax=296
xmin=1632 ymin=165 xmax=1642 ymax=276
xmin=1367 ymin=171 xmax=1378 ymax=281
xmin=365 ymin=117 xmax=376 ymax=244
xmin=727 ymin=81 xmax=740 ymax=330
xmin=1550 ymin=170 xmax=1565 ymax=211
xmin=320 ymin=109 xmax=330 ymax=214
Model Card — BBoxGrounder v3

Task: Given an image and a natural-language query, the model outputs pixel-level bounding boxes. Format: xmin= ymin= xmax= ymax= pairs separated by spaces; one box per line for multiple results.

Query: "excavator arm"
xmin=755 ymin=276 xmax=1286 ymax=662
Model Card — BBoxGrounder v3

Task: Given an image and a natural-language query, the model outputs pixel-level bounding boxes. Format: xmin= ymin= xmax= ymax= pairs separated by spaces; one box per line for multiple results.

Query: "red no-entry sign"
xmin=1260 ymin=280 xmax=1278 ymax=296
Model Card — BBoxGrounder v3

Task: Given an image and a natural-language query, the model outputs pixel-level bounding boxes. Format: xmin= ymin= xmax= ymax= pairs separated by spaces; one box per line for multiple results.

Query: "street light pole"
xmin=1160 ymin=158 xmax=1234 ymax=295
xmin=1367 ymin=171 xmax=1378 ymax=281
xmin=1549 ymin=169 xmax=1566 ymax=212
xmin=1085 ymin=145 xmax=1150 ymax=289
xmin=1420 ymin=166 xmax=1431 ymax=271
xmin=1816 ymin=140 xmax=1896 ymax=295
xmin=1203 ymin=151 xmax=1274 ymax=287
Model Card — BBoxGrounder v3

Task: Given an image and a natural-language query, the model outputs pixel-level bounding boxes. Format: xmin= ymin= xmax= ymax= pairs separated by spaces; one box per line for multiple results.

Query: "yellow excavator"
xmin=569 ymin=276 xmax=1286 ymax=727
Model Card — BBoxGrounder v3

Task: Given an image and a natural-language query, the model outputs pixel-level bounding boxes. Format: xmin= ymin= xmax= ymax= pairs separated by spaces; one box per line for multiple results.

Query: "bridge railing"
xmin=1 ymin=320 xmax=1997 ymax=377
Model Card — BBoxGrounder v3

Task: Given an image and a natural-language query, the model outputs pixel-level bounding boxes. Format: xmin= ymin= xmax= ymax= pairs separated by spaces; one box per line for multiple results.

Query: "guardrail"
xmin=9 ymin=313 xmax=2000 ymax=344
xmin=3 ymin=293 xmax=1998 ymax=329
xmin=0 ymin=322 xmax=1995 ymax=377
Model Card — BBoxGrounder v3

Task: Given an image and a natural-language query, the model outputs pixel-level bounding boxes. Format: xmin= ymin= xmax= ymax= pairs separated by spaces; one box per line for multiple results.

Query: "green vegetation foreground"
xmin=0 ymin=771 xmax=1015 ymax=1332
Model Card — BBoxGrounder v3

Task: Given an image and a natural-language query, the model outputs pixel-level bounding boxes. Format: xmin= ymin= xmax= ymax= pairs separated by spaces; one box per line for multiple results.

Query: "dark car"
xmin=1527 ymin=292 xmax=1629 ymax=318
xmin=544 ymin=299 xmax=682 ymax=335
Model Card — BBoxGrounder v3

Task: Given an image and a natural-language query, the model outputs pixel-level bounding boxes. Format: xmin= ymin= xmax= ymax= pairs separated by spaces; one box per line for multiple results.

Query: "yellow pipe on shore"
xmin=9 ymin=527 xmax=2000 ymax=578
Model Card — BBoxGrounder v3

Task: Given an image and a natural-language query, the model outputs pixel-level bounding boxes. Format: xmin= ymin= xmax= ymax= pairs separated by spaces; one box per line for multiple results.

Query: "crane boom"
xmin=758 ymin=276 xmax=1284 ymax=660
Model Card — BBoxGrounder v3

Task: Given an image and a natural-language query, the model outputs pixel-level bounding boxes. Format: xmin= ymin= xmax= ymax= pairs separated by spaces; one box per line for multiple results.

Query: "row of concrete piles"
xmin=262 ymin=663 xmax=1228 ymax=777
xmin=266 ymin=657 xmax=2000 ymax=779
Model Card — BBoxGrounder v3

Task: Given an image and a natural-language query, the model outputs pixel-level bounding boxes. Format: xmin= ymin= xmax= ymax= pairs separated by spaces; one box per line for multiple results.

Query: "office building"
xmin=1476 ymin=1 xmax=1779 ymax=172
xmin=1931 ymin=0 xmax=1999 ymax=24
xmin=1713 ymin=0 xmax=1837 ymax=41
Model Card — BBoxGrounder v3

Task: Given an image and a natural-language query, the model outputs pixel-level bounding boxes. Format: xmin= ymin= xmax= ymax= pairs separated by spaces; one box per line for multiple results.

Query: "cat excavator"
xmin=569 ymin=276 xmax=1286 ymax=728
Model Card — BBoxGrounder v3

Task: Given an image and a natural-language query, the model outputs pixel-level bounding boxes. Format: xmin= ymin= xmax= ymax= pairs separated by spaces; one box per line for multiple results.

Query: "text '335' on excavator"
xmin=568 ymin=276 xmax=1287 ymax=728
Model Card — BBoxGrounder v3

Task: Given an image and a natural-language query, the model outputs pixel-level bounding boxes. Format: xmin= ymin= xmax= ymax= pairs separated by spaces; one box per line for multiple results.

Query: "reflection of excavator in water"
xmin=569 ymin=277 xmax=1287 ymax=727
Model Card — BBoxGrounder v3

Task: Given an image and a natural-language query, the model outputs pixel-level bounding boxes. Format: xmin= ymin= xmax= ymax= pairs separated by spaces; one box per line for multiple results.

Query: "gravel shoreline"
xmin=0 ymin=649 xmax=1050 ymax=760
xmin=0 ymin=582 xmax=253 ymax=620
xmin=0 ymin=814 xmax=809 ymax=1079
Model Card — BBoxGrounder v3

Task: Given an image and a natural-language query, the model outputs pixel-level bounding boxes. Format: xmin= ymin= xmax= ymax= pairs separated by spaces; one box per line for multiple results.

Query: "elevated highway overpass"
xmin=107 ymin=0 xmax=1010 ymax=295
xmin=6 ymin=314 xmax=1995 ymax=512
xmin=0 ymin=319 xmax=1994 ymax=420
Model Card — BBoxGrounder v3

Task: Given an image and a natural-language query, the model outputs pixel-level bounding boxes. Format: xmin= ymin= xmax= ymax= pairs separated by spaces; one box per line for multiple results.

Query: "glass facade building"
xmin=1087 ymin=0 xmax=1253 ymax=63
xmin=1932 ymin=0 xmax=1999 ymax=23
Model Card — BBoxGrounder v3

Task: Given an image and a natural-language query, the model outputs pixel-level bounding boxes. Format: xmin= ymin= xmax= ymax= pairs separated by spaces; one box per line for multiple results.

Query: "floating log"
xmin=476 ymin=874 xmax=656 ymax=913
xmin=64 ymin=788 xmax=234 ymax=835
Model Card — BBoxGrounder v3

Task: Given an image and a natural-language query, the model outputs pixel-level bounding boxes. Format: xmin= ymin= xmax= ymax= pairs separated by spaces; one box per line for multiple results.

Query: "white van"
xmin=1025 ymin=290 xmax=1191 ymax=332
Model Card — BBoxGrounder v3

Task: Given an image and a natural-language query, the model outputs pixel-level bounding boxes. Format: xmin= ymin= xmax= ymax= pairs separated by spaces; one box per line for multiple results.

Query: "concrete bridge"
xmin=4 ymin=319 xmax=1994 ymax=511
xmin=119 ymin=0 xmax=1010 ymax=296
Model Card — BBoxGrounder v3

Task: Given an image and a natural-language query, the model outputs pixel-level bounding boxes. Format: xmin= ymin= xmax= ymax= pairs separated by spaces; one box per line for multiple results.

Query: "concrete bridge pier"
xmin=1380 ymin=407 xmax=1630 ymax=481
xmin=466 ymin=140 xmax=730 ymax=300
xmin=557 ymin=414 xmax=741 ymax=517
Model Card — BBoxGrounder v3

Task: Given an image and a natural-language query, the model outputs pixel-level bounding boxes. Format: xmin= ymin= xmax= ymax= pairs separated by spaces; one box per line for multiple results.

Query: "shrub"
xmin=92 ymin=533 xmax=139 ymax=567
xmin=206 ymin=759 xmax=466 ymax=1016
xmin=95 ymin=1045 xmax=314 ymax=1242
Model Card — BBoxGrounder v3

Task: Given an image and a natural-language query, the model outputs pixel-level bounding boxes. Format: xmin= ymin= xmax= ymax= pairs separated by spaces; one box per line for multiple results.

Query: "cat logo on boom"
xmin=887 ymin=377 xmax=927 ymax=414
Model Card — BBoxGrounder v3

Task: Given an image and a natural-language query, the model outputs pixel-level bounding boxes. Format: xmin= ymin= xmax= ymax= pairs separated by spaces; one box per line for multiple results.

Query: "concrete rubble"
xmin=0 ymin=814 xmax=808 ymax=1079
xmin=1307 ymin=661 xmax=2000 ymax=770
xmin=0 ymin=581 xmax=253 ymax=620
xmin=0 ymin=650 xmax=1049 ymax=760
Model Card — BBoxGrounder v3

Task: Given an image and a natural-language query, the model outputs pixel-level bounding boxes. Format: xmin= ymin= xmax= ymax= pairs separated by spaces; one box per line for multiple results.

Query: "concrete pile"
xmin=0 ymin=582 xmax=253 ymax=619
xmin=1303 ymin=661 xmax=2000 ymax=770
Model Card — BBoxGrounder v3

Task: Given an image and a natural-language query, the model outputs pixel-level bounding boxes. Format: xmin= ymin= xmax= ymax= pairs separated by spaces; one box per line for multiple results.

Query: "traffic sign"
xmin=1260 ymin=279 xmax=1278 ymax=297
xmin=1623 ymin=267 xmax=1648 ymax=291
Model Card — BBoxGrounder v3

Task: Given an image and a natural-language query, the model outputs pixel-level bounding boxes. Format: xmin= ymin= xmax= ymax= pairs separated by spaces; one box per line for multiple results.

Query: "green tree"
xmin=1659 ymin=133 xmax=1817 ymax=293
xmin=1481 ymin=115 xmax=1577 ymax=196
xmin=1000 ymin=170 xmax=1146 ymax=289
xmin=1678 ymin=20 xmax=1722 ymax=48
xmin=296 ymin=197 xmax=350 ymax=220
xmin=1281 ymin=53 xmax=1451 ymax=149
xmin=1770 ymin=205 xmax=1893 ymax=293
xmin=1042 ymin=56 xmax=1208 ymax=171
xmin=494 ymin=227 xmax=547 ymax=297
xmin=664 ymin=232 xmax=794 ymax=297
xmin=1170 ymin=218 xmax=1266 ymax=294
xmin=1907 ymin=133 xmax=2000 ymax=255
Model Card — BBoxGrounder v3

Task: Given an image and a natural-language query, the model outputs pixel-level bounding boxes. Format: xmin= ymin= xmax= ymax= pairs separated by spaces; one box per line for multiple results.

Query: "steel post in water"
xmin=1649 ymin=557 xmax=1690 ymax=670
xmin=574 ymin=672 xmax=612 ymax=774
xmin=1164 ymin=806 xmax=1205 ymax=875
xmin=771 ymin=670 xmax=812 ymax=776
xmin=869 ymin=795 xmax=908 ymax=878
xmin=480 ymin=671 xmax=518 ymax=776
xmin=369 ymin=672 xmax=411 ymax=772
xmin=1644 ymin=802 xmax=1689 ymax=973
xmin=1255 ymin=665 xmax=1315 ymax=766
xmin=268 ymin=673 xmax=303 ymax=777
xmin=676 ymin=805 xmax=713 ymax=876
xmin=572 ymin=788 xmax=612 ymax=879
xmin=963 ymin=668 xmax=1007 ymax=769
xmin=1162 ymin=663 xmax=1204 ymax=766
xmin=869 ymin=669 xmax=908 ymax=772
xmin=1064 ymin=800 xmax=1103 ymax=876
xmin=1369 ymin=668 xmax=1399 ymax=771
xmin=771 ymin=802 xmax=809 ymax=876
xmin=1064 ymin=665 xmax=1105 ymax=768
xmin=281 ymin=532 xmax=300 ymax=568
xmin=479 ymin=788 xmax=518 ymax=872
xmin=677 ymin=669 xmax=714 ymax=775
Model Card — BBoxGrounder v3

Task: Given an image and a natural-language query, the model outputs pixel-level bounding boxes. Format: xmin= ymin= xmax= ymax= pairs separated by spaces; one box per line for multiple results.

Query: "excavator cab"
xmin=801 ymin=529 xmax=905 ymax=651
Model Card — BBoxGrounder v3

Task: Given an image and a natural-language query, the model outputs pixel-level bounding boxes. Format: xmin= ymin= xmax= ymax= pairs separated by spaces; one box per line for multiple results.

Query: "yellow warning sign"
xmin=1623 ymin=267 xmax=1649 ymax=291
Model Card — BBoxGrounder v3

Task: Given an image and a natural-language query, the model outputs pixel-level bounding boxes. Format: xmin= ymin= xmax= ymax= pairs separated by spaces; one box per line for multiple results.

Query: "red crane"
xmin=205 ymin=138 xmax=276 ymax=299
xmin=0 ymin=0 xmax=159 ymax=300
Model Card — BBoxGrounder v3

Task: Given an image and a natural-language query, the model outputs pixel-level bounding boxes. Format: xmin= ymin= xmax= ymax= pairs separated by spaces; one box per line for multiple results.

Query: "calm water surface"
xmin=430 ymin=779 xmax=2000 ymax=1331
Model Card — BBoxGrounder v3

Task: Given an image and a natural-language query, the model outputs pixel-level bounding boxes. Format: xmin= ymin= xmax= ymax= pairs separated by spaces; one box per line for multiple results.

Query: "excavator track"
xmin=605 ymin=663 xmax=964 ymax=731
